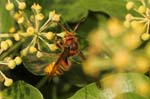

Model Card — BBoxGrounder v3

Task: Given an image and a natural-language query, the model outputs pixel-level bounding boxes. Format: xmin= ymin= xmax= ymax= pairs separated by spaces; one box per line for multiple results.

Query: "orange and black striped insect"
xmin=44 ymin=20 xmax=86 ymax=77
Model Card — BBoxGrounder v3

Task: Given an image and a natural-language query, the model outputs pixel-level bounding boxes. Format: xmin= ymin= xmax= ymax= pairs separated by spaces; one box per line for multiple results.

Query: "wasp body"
xmin=44 ymin=21 xmax=85 ymax=77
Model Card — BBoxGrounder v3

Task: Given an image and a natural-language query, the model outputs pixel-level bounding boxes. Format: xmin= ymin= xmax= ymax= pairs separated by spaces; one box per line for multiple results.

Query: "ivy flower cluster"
xmin=0 ymin=0 xmax=65 ymax=87
xmin=124 ymin=0 xmax=150 ymax=41
xmin=83 ymin=19 xmax=149 ymax=77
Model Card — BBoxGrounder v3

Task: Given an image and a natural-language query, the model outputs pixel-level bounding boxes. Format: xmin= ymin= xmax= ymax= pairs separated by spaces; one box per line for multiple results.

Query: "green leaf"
xmin=69 ymin=73 xmax=150 ymax=99
xmin=2 ymin=81 xmax=43 ymax=99
xmin=25 ymin=0 xmax=88 ymax=22
xmin=113 ymin=92 xmax=148 ymax=99
xmin=45 ymin=0 xmax=88 ymax=22
xmin=0 ymin=0 xmax=14 ymax=32
xmin=81 ymin=0 xmax=128 ymax=20
xmin=22 ymin=53 xmax=58 ymax=76
xmin=68 ymin=83 xmax=104 ymax=99
xmin=100 ymin=73 xmax=150 ymax=99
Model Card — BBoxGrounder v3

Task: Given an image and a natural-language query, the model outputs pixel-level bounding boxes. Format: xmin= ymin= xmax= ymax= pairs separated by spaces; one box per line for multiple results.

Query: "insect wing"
xmin=51 ymin=47 xmax=71 ymax=76
xmin=22 ymin=53 xmax=58 ymax=76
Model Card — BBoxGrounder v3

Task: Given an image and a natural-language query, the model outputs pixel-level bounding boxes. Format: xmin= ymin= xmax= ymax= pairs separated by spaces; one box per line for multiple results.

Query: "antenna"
xmin=73 ymin=18 xmax=86 ymax=32
xmin=57 ymin=21 xmax=68 ymax=32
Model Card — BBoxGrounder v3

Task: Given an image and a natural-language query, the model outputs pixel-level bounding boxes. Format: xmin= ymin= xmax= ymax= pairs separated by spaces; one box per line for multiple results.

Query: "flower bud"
xmin=49 ymin=10 xmax=56 ymax=19
xmin=36 ymin=51 xmax=43 ymax=58
xmin=5 ymin=2 xmax=14 ymax=11
xmin=26 ymin=26 xmax=35 ymax=35
xmin=20 ymin=49 xmax=28 ymax=56
xmin=29 ymin=46 xmax=37 ymax=53
xmin=17 ymin=17 xmax=24 ymax=24
xmin=14 ymin=56 xmax=22 ymax=65
xmin=18 ymin=2 xmax=26 ymax=10
xmin=9 ymin=27 xmax=16 ymax=33
xmin=4 ymin=78 xmax=13 ymax=87
xmin=35 ymin=13 xmax=44 ymax=21
xmin=125 ymin=14 xmax=133 ymax=21
xmin=56 ymin=32 xmax=66 ymax=38
xmin=46 ymin=32 xmax=54 ymax=40
xmin=141 ymin=33 xmax=150 ymax=41
xmin=1 ymin=41 xmax=9 ymax=51
xmin=13 ymin=12 xmax=22 ymax=20
xmin=52 ymin=14 xmax=60 ymax=22
xmin=8 ymin=60 xmax=16 ymax=69
xmin=31 ymin=3 xmax=42 ymax=11
xmin=123 ymin=20 xmax=130 ymax=28
xmin=13 ymin=34 xmax=20 ymax=41
xmin=138 ymin=5 xmax=146 ymax=14
xmin=131 ymin=21 xmax=139 ymax=29
xmin=5 ymin=39 xmax=13 ymax=47
xmin=4 ymin=57 xmax=12 ymax=62
xmin=126 ymin=1 xmax=134 ymax=10
xmin=49 ymin=44 xmax=58 ymax=51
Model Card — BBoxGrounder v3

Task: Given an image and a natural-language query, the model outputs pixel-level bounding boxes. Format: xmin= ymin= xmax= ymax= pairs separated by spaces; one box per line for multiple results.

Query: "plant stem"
xmin=36 ymin=76 xmax=48 ymax=89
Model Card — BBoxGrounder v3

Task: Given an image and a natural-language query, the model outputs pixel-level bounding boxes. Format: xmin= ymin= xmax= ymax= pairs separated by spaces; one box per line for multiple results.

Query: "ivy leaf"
xmin=22 ymin=53 xmax=58 ymax=76
xmin=81 ymin=0 xmax=128 ymax=20
xmin=1 ymin=81 xmax=43 ymax=99
xmin=113 ymin=92 xmax=148 ymax=99
xmin=68 ymin=83 xmax=104 ymax=99
xmin=0 ymin=0 xmax=14 ymax=32
xmin=100 ymin=73 xmax=150 ymax=99
xmin=25 ymin=0 xmax=88 ymax=22
xmin=69 ymin=73 xmax=150 ymax=99
xmin=43 ymin=0 xmax=88 ymax=22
